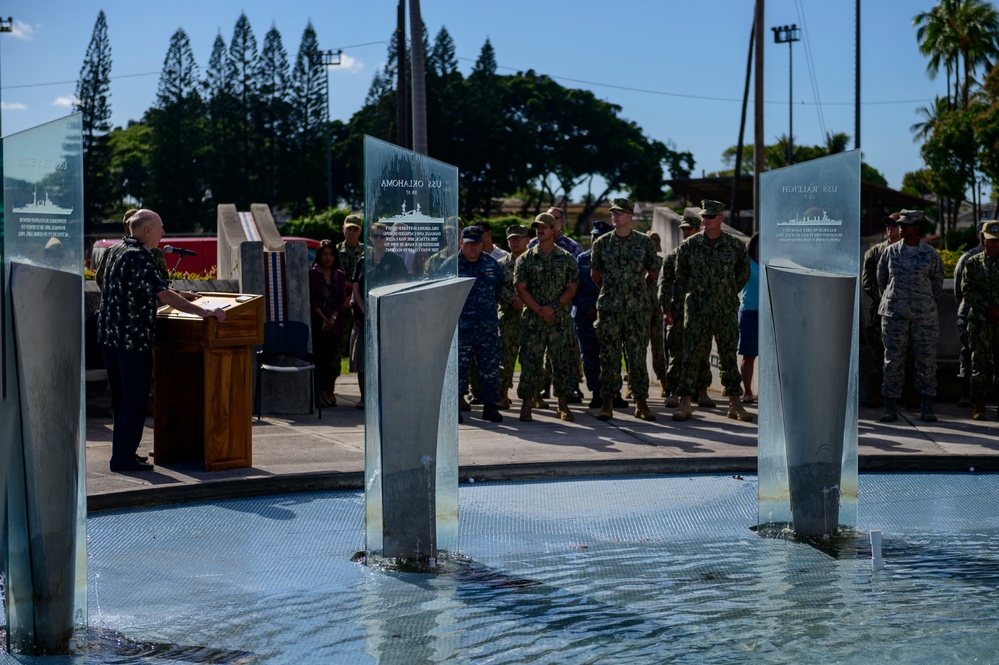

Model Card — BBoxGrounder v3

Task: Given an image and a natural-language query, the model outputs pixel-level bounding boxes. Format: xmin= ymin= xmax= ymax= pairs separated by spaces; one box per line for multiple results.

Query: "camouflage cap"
xmin=533 ymin=212 xmax=558 ymax=228
xmin=461 ymin=226 xmax=484 ymax=242
xmin=983 ymin=220 xmax=999 ymax=240
xmin=506 ymin=223 xmax=530 ymax=238
xmin=898 ymin=209 xmax=925 ymax=225
xmin=680 ymin=207 xmax=702 ymax=229
xmin=700 ymin=200 xmax=726 ymax=216
xmin=608 ymin=197 xmax=634 ymax=212
xmin=344 ymin=214 xmax=362 ymax=230
xmin=591 ymin=220 xmax=613 ymax=236
xmin=882 ymin=212 xmax=901 ymax=225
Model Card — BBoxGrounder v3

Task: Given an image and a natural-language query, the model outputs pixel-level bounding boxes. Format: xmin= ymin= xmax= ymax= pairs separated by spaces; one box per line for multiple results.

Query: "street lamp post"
xmin=311 ymin=49 xmax=342 ymax=210
xmin=771 ymin=24 xmax=801 ymax=165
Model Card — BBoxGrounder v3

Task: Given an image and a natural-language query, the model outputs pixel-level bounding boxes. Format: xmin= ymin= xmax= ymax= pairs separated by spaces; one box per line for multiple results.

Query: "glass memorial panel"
xmin=2 ymin=114 xmax=86 ymax=647
xmin=362 ymin=136 xmax=460 ymax=557
xmin=758 ymin=150 xmax=860 ymax=530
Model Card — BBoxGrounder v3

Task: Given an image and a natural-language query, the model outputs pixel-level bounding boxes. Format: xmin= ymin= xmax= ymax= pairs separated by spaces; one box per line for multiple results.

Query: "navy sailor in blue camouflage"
xmin=442 ymin=225 xmax=504 ymax=422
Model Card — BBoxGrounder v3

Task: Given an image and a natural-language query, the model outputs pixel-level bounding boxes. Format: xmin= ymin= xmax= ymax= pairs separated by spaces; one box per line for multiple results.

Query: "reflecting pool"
xmin=4 ymin=473 xmax=999 ymax=663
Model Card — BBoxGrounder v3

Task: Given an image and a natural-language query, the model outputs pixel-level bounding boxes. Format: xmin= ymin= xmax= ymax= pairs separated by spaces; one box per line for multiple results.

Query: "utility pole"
xmin=855 ymin=0 xmax=861 ymax=150
xmin=771 ymin=24 xmax=801 ymax=165
xmin=312 ymin=49 xmax=343 ymax=209
xmin=753 ymin=1 xmax=765 ymax=233
xmin=409 ymin=0 xmax=427 ymax=155
xmin=396 ymin=1 xmax=408 ymax=148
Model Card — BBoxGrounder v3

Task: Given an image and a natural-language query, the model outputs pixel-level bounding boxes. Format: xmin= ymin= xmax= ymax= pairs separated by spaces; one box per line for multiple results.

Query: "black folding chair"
xmin=255 ymin=320 xmax=321 ymax=420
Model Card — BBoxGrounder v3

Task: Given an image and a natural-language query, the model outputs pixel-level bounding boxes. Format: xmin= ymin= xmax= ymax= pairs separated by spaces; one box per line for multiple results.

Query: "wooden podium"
xmin=153 ymin=293 xmax=264 ymax=470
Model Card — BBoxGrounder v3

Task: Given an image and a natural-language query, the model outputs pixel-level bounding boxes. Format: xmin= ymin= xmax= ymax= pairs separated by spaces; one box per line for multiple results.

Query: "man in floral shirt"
xmin=99 ymin=209 xmax=226 ymax=472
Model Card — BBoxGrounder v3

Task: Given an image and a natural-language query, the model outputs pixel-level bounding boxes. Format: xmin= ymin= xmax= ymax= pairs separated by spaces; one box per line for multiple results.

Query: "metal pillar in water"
xmin=767 ymin=261 xmax=855 ymax=537
xmin=371 ymin=277 xmax=473 ymax=564
xmin=3 ymin=262 xmax=83 ymax=653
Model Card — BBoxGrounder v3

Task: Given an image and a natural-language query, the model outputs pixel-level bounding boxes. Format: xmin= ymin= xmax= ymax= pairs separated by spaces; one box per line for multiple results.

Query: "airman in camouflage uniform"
xmin=953 ymin=221 xmax=985 ymax=407
xmin=672 ymin=200 xmax=751 ymax=422
xmin=960 ymin=220 xmax=999 ymax=420
xmin=442 ymin=226 xmax=504 ymax=423
xmin=659 ymin=208 xmax=711 ymax=407
xmin=497 ymin=224 xmax=531 ymax=408
xmin=590 ymin=198 xmax=660 ymax=421
xmin=861 ymin=213 xmax=901 ymax=407
xmin=876 ymin=209 xmax=944 ymax=422
xmin=515 ymin=213 xmax=579 ymax=422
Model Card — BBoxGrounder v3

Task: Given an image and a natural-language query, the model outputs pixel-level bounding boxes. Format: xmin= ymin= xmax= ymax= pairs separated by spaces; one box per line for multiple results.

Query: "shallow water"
xmin=4 ymin=473 xmax=999 ymax=664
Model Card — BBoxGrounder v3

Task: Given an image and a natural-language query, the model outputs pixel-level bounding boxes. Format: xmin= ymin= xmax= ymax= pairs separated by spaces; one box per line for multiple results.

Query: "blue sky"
xmin=2 ymin=0 xmax=944 ymax=194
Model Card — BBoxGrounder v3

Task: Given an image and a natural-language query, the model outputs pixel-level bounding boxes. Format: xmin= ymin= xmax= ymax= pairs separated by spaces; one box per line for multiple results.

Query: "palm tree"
xmin=915 ymin=0 xmax=960 ymax=106
xmin=914 ymin=0 xmax=999 ymax=109
xmin=910 ymin=96 xmax=950 ymax=142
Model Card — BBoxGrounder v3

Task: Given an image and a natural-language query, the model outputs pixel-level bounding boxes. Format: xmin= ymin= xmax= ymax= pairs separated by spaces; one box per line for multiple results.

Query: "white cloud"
xmin=10 ymin=20 xmax=35 ymax=41
xmin=52 ymin=95 xmax=78 ymax=108
xmin=1 ymin=101 xmax=27 ymax=110
xmin=332 ymin=53 xmax=364 ymax=75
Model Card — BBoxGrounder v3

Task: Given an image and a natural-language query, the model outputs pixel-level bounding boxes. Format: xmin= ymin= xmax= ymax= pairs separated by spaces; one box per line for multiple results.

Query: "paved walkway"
xmin=85 ymin=379 xmax=999 ymax=511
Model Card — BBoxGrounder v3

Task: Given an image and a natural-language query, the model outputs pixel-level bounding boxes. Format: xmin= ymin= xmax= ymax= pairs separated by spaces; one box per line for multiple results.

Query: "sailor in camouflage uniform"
xmin=515 ymin=213 xmax=579 ymax=422
xmin=645 ymin=232 xmax=667 ymax=397
xmin=953 ymin=220 xmax=985 ymax=407
xmin=961 ymin=220 xmax=999 ymax=420
xmin=876 ymin=209 xmax=944 ymax=422
xmin=590 ymin=198 xmax=660 ymax=421
xmin=861 ymin=213 xmax=901 ymax=407
xmin=443 ymin=226 xmax=504 ymax=423
xmin=497 ymin=224 xmax=531 ymax=408
xmin=671 ymin=200 xmax=751 ymax=422
xmin=659 ymin=208 xmax=711 ymax=407
xmin=573 ymin=220 xmax=613 ymax=408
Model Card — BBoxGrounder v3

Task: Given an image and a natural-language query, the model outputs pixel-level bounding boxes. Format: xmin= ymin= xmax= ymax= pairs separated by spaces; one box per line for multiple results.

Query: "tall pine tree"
xmin=203 ymin=32 xmax=237 ymax=208
xmin=289 ymin=21 xmax=328 ymax=214
xmin=258 ymin=24 xmax=291 ymax=208
xmin=148 ymin=28 xmax=206 ymax=230
xmin=227 ymin=13 xmax=260 ymax=206
xmin=74 ymin=10 xmax=114 ymax=232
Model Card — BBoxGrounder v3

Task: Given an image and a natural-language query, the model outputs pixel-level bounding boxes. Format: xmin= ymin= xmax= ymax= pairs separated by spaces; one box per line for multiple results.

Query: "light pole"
xmin=311 ymin=49 xmax=342 ymax=209
xmin=771 ymin=24 xmax=800 ymax=165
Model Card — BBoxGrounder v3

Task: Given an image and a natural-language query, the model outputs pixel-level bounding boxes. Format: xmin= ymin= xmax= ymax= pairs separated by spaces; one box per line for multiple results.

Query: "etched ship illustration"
xmin=12 ymin=188 xmax=74 ymax=215
xmin=776 ymin=210 xmax=842 ymax=226
xmin=382 ymin=202 xmax=441 ymax=223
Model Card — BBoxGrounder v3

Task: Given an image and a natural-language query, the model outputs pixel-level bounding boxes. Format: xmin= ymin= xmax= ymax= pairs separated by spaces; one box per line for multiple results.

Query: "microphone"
xmin=163 ymin=245 xmax=198 ymax=256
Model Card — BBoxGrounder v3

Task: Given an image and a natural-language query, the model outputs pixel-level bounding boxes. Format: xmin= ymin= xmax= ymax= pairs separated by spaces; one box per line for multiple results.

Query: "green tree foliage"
xmin=288 ymin=21 xmax=329 ymax=216
xmin=227 ymin=13 xmax=261 ymax=206
xmin=915 ymin=0 xmax=999 ymax=108
xmin=74 ymin=10 xmax=114 ymax=232
xmin=258 ymin=24 xmax=292 ymax=207
xmin=147 ymin=28 xmax=206 ymax=231
xmin=718 ymin=133 xmax=886 ymax=184
xmin=90 ymin=15 xmax=690 ymax=236
xmin=921 ymin=105 xmax=977 ymax=240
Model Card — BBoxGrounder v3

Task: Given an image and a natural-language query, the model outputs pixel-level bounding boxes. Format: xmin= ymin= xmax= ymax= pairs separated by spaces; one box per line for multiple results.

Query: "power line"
xmin=795 ymin=0 xmax=827 ymax=139
xmin=458 ymin=56 xmax=931 ymax=107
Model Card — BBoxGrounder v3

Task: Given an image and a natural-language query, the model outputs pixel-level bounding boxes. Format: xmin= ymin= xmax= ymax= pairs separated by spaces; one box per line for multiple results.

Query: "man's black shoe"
xmin=588 ymin=396 xmax=602 ymax=409
xmin=135 ymin=454 xmax=149 ymax=463
xmin=110 ymin=460 xmax=154 ymax=473
xmin=613 ymin=394 xmax=628 ymax=408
